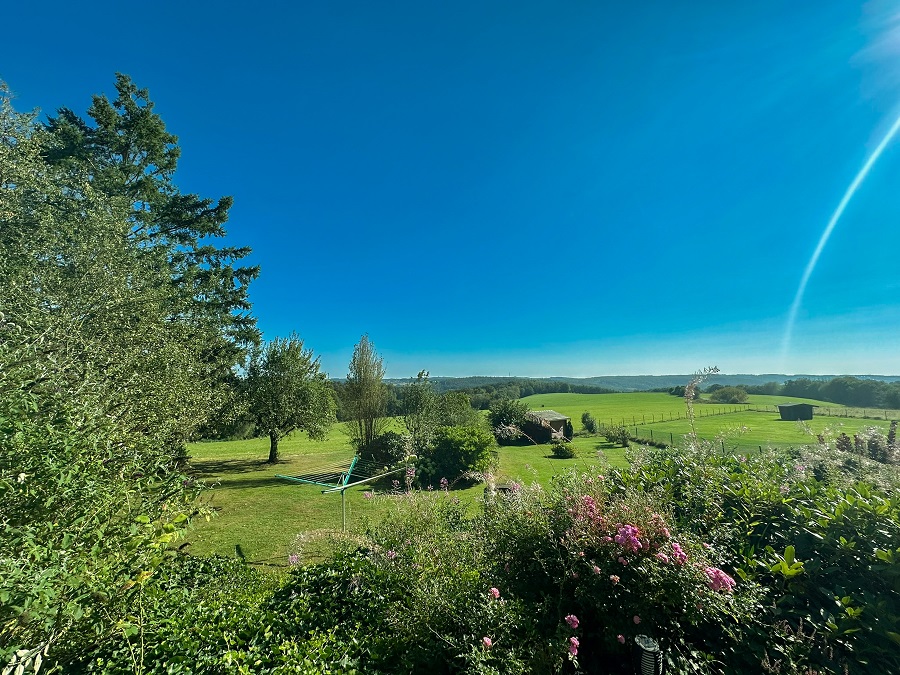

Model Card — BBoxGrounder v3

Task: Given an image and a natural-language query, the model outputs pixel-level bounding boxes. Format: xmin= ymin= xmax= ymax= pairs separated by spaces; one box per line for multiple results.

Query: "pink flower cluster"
xmin=704 ymin=566 xmax=736 ymax=592
xmin=565 ymin=614 xmax=579 ymax=629
xmin=568 ymin=636 xmax=579 ymax=656
xmin=670 ymin=542 xmax=688 ymax=565
xmin=649 ymin=512 xmax=670 ymax=539
xmin=489 ymin=587 xmax=500 ymax=599
xmin=614 ymin=524 xmax=643 ymax=553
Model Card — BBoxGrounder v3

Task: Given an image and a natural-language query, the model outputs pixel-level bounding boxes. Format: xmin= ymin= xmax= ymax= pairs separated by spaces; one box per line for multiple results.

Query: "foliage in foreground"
xmin=79 ymin=441 xmax=900 ymax=674
xmin=0 ymin=79 xmax=250 ymax=671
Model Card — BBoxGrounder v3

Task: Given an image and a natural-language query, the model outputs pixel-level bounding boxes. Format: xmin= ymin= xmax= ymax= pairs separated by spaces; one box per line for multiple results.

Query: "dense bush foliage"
xmin=72 ymin=438 xmax=900 ymax=674
xmin=550 ymin=440 xmax=577 ymax=458
xmin=488 ymin=399 xmax=530 ymax=444
xmin=358 ymin=431 xmax=409 ymax=469
xmin=580 ymin=411 xmax=598 ymax=433
xmin=708 ymin=386 xmax=749 ymax=404
xmin=598 ymin=423 xmax=630 ymax=447
xmin=416 ymin=426 xmax=497 ymax=485
xmin=0 ymin=79 xmax=253 ymax=671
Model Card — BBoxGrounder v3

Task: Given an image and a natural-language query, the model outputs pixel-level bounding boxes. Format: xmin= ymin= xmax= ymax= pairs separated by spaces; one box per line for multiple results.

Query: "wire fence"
xmin=600 ymin=404 xmax=900 ymax=453
xmin=604 ymin=404 xmax=900 ymax=429
xmin=746 ymin=405 xmax=900 ymax=420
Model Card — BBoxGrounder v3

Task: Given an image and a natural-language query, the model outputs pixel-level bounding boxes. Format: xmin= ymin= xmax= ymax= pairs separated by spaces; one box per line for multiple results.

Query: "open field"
xmin=522 ymin=392 xmax=894 ymax=449
xmin=521 ymin=391 xmax=837 ymax=425
xmin=184 ymin=428 xmax=626 ymax=562
xmin=184 ymin=392 xmax=896 ymax=562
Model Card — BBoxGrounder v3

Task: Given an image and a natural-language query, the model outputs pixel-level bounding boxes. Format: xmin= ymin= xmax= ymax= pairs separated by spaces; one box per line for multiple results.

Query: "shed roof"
xmin=528 ymin=409 xmax=570 ymax=422
xmin=777 ymin=403 xmax=816 ymax=409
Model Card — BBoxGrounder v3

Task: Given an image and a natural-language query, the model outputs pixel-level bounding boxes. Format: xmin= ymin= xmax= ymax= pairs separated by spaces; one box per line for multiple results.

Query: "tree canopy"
xmin=42 ymin=73 xmax=259 ymax=374
xmin=0 ymin=81 xmax=226 ymax=668
xmin=245 ymin=335 xmax=336 ymax=463
xmin=343 ymin=335 xmax=388 ymax=450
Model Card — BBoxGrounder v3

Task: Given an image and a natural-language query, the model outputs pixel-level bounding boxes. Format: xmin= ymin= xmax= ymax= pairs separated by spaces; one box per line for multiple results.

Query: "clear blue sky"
xmin=4 ymin=1 xmax=900 ymax=378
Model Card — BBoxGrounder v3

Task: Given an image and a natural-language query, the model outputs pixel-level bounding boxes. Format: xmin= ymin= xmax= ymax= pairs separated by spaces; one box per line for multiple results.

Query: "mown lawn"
xmin=519 ymin=391 xmax=842 ymax=427
xmin=519 ymin=392 xmax=892 ymax=450
xmin=184 ymin=392 xmax=894 ymax=563
xmin=184 ymin=426 xmax=625 ymax=563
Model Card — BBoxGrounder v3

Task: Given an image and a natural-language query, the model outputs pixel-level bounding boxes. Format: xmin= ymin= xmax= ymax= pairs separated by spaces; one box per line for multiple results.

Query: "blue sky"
xmin=4 ymin=1 xmax=900 ymax=378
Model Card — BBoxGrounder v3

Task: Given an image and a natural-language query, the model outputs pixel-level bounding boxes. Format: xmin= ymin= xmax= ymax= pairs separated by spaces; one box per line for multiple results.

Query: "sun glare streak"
xmin=780 ymin=111 xmax=900 ymax=369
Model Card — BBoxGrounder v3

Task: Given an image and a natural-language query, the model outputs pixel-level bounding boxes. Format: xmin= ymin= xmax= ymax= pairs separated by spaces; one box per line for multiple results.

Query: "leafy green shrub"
xmin=418 ymin=425 xmax=496 ymax=484
xmin=581 ymin=412 xmax=598 ymax=433
xmin=551 ymin=440 xmax=577 ymax=458
xmin=488 ymin=398 xmax=529 ymax=444
xmin=358 ymin=430 xmax=409 ymax=468
xmin=80 ymin=555 xmax=278 ymax=673
xmin=598 ymin=423 xmax=629 ymax=447
xmin=709 ymin=386 xmax=748 ymax=404
xmin=624 ymin=442 xmax=900 ymax=673
xmin=836 ymin=432 xmax=853 ymax=453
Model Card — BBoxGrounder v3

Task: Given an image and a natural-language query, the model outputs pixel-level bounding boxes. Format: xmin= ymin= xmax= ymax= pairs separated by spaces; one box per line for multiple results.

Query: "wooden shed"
xmin=524 ymin=410 xmax=572 ymax=443
xmin=777 ymin=403 xmax=814 ymax=421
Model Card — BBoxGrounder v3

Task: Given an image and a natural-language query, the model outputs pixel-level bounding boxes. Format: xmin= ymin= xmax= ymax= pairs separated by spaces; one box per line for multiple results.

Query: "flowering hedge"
xmin=77 ymin=442 xmax=900 ymax=674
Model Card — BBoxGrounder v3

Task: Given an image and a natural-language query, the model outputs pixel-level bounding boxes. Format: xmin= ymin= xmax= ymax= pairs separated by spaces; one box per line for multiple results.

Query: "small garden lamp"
xmin=633 ymin=635 xmax=663 ymax=675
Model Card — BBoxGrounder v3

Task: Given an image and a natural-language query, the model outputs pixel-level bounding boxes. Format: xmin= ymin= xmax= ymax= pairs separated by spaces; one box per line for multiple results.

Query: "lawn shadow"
xmin=208 ymin=475 xmax=297 ymax=491
xmin=190 ymin=457 xmax=271 ymax=479
xmin=594 ymin=441 xmax=623 ymax=451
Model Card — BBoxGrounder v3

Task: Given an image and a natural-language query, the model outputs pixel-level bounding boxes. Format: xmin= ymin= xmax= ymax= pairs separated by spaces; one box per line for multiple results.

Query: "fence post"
xmin=670 ymin=432 xmax=674 ymax=445
xmin=650 ymin=429 xmax=653 ymax=441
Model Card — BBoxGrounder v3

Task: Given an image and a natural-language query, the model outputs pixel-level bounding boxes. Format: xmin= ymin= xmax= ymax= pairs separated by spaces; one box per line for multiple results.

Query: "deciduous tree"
xmin=0 ymin=84 xmax=213 ymax=668
xmin=245 ymin=335 xmax=336 ymax=463
xmin=344 ymin=335 xmax=388 ymax=450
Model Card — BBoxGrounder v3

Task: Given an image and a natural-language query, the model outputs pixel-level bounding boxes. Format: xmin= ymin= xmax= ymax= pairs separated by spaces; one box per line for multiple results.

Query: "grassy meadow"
xmin=185 ymin=392 xmax=892 ymax=564
xmin=185 ymin=424 xmax=626 ymax=562
xmin=522 ymin=392 xmax=892 ymax=449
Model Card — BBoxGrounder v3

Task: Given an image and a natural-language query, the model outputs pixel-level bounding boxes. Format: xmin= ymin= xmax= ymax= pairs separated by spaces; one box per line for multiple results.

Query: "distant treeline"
xmin=729 ymin=376 xmax=900 ymax=409
xmin=436 ymin=379 xmax=617 ymax=410
xmin=365 ymin=377 xmax=618 ymax=416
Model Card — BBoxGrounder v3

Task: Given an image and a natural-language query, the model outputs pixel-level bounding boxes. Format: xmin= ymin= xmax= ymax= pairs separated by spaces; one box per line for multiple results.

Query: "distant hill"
xmin=384 ymin=374 xmax=900 ymax=393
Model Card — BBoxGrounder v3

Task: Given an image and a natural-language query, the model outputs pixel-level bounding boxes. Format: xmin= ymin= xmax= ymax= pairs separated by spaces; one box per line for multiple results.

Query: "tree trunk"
xmin=268 ymin=434 xmax=279 ymax=463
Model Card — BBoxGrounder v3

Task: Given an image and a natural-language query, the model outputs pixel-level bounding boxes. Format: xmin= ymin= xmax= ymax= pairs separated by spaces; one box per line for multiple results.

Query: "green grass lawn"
xmin=184 ymin=426 xmax=626 ymax=563
xmin=630 ymin=410 xmax=890 ymax=450
xmin=519 ymin=391 xmax=844 ymax=427
xmin=183 ymin=392 xmax=894 ymax=563
xmin=521 ymin=392 xmax=891 ymax=450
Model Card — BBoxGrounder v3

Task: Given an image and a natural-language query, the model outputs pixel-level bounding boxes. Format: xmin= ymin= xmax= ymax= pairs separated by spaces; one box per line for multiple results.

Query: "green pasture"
xmin=184 ymin=427 xmax=625 ymax=563
xmin=520 ymin=391 xmax=841 ymax=427
xmin=522 ymin=392 xmax=891 ymax=450
xmin=629 ymin=411 xmax=890 ymax=450
xmin=184 ymin=392 xmax=894 ymax=563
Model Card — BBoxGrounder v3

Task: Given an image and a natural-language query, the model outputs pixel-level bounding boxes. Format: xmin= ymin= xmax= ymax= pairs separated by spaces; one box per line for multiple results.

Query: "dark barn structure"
xmin=777 ymin=403 xmax=815 ymax=421
xmin=524 ymin=410 xmax=572 ymax=443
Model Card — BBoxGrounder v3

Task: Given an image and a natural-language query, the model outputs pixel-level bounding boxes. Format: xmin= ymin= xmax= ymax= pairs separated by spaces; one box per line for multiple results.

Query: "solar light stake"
xmin=633 ymin=635 xmax=663 ymax=675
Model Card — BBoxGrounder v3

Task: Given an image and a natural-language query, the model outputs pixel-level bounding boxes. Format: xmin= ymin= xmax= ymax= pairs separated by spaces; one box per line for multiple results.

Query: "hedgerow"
xmin=72 ymin=441 xmax=900 ymax=674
